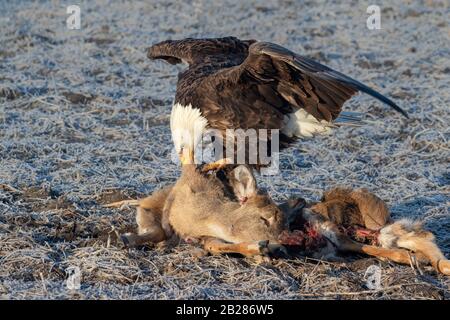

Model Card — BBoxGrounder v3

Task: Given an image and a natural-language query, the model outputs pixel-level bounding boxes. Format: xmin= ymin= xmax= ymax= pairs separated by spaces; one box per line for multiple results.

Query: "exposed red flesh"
xmin=340 ymin=226 xmax=379 ymax=245
xmin=279 ymin=223 xmax=327 ymax=252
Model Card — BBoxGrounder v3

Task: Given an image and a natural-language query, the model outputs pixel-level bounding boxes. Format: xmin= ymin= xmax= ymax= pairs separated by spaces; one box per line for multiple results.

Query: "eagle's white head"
xmin=170 ymin=103 xmax=208 ymax=165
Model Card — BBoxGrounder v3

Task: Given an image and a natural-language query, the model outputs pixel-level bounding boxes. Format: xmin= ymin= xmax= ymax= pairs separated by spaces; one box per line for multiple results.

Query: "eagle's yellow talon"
xmin=201 ymin=158 xmax=233 ymax=172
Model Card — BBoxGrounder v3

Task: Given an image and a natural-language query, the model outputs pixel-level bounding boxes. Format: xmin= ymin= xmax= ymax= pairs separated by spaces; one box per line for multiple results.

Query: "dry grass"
xmin=0 ymin=0 xmax=449 ymax=299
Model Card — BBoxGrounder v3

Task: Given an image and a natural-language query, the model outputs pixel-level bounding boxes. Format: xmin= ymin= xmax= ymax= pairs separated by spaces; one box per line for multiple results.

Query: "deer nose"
xmin=258 ymin=241 xmax=289 ymax=258
xmin=239 ymin=196 xmax=248 ymax=205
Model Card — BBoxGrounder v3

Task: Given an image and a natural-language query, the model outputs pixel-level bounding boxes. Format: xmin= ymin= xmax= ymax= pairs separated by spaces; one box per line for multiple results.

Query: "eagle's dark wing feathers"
xmin=252 ymin=42 xmax=407 ymax=118
xmin=193 ymin=41 xmax=407 ymax=135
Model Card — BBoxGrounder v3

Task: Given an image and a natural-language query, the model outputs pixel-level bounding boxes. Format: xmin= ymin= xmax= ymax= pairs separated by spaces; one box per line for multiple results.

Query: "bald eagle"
xmin=148 ymin=37 xmax=407 ymax=168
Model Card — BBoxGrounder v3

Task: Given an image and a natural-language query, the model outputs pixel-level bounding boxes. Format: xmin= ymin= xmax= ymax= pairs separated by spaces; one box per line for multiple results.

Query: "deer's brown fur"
xmin=121 ymin=171 xmax=449 ymax=275
xmin=122 ymin=165 xmax=284 ymax=255
xmin=310 ymin=187 xmax=389 ymax=230
xmin=167 ymin=165 xmax=283 ymax=244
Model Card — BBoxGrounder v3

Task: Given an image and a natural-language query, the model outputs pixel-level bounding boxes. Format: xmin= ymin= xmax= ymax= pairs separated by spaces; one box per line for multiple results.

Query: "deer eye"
xmin=260 ymin=217 xmax=270 ymax=227
xmin=261 ymin=215 xmax=276 ymax=227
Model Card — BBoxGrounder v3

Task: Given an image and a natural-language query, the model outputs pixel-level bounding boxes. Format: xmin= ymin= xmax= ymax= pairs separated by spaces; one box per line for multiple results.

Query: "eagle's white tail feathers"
xmin=334 ymin=111 xmax=365 ymax=127
xmin=281 ymin=109 xmax=366 ymax=138
xmin=170 ymin=103 xmax=209 ymax=151
xmin=282 ymin=109 xmax=332 ymax=138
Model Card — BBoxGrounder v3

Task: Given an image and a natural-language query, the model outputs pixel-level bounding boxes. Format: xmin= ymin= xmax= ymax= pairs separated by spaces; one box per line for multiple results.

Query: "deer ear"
xmin=231 ymin=165 xmax=257 ymax=197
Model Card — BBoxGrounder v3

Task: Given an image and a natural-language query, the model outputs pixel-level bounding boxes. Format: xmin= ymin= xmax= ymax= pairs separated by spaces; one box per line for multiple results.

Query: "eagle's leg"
xmin=201 ymin=158 xmax=233 ymax=173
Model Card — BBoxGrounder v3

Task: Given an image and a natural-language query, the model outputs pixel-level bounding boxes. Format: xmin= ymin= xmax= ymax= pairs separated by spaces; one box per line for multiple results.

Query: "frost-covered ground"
xmin=0 ymin=0 xmax=449 ymax=299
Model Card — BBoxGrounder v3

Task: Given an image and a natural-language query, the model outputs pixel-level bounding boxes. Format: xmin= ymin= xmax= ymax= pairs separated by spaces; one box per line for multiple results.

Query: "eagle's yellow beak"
xmin=179 ymin=147 xmax=195 ymax=166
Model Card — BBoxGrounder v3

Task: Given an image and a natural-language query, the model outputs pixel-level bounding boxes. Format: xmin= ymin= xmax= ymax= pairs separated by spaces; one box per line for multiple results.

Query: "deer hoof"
xmin=120 ymin=233 xmax=135 ymax=248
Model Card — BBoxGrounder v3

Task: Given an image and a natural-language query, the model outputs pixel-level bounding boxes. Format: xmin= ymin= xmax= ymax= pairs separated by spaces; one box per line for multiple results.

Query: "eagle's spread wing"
xmin=247 ymin=42 xmax=407 ymax=118
xmin=194 ymin=42 xmax=406 ymax=133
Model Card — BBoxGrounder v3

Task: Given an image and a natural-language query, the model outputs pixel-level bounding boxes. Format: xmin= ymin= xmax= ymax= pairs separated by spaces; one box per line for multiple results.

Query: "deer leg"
xmin=396 ymin=233 xmax=450 ymax=276
xmin=338 ymin=237 xmax=429 ymax=266
xmin=122 ymin=202 xmax=168 ymax=247
xmin=435 ymin=260 xmax=450 ymax=276
xmin=161 ymin=193 xmax=175 ymax=238
xmin=121 ymin=228 xmax=166 ymax=247
xmin=104 ymin=199 xmax=140 ymax=208
xmin=201 ymin=237 xmax=264 ymax=257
